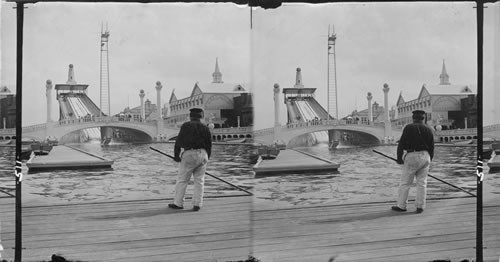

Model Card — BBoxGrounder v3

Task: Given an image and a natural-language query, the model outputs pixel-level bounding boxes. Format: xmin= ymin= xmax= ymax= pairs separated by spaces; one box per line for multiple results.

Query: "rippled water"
xmin=1 ymin=143 xmax=499 ymax=208
xmin=0 ymin=143 xmax=255 ymax=205
xmin=253 ymin=144 xmax=498 ymax=208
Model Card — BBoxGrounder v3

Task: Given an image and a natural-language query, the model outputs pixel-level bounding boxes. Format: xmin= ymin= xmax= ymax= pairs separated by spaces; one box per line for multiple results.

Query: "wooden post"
xmin=15 ymin=2 xmax=25 ymax=261
xmin=476 ymin=2 xmax=484 ymax=262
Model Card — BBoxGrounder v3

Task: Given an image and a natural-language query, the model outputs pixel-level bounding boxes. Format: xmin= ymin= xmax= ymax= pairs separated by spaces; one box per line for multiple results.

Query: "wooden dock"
xmin=253 ymin=149 xmax=340 ymax=176
xmin=251 ymin=196 xmax=500 ymax=262
xmin=0 ymin=195 xmax=252 ymax=262
xmin=488 ymin=153 xmax=500 ymax=169
xmin=26 ymin=145 xmax=113 ymax=172
xmin=1 ymin=194 xmax=499 ymax=261
xmin=487 ymin=144 xmax=500 ymax=170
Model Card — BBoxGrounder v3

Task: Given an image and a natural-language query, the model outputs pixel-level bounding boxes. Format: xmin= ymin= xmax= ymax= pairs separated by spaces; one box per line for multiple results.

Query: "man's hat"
xmin=189 ymin=108 xmax=204 ymax=118
xmin=412 ymin=110 xmax=426 ymax=116
xmin=412 ymin=110 xmax=426 ymax=120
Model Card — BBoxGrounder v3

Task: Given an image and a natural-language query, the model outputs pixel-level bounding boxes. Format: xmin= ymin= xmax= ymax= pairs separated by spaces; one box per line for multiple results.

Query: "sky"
xmin=0 ymin=2 xmax=497 ymax=128
xmin=484 ymin=1 xmax=500 ymax=126
xmin=1 ymin=2 xmax=250 ymax=126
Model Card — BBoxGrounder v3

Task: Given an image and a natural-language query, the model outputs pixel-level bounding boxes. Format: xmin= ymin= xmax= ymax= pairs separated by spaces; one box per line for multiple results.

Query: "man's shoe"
xmin=391 ymin=206 xmax=407 ymax=212
xmin=168 ymin=203 xmax=184 ymax=209
xmin=193 ymin=206 xmax=201 ymax=212
xmin=416 ymin=208 xmax=424 ymax=214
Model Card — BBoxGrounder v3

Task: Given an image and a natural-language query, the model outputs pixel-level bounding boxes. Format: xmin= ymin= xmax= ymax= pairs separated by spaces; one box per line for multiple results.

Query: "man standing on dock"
xmin=393 ymin=110 xmax=434 ymax=214
xmin=168 ymin=108 xmax=212 ymax=212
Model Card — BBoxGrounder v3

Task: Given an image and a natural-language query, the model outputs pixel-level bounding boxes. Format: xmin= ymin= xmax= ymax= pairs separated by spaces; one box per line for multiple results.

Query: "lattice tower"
xmin=327 ymin=25 xmax=338 ymax=120
xmin=100 ymin=24 xmax=111 ymax=116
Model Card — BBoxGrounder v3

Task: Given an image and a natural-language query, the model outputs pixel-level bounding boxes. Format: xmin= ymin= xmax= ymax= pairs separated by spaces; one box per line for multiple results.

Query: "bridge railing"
xmin=253 ymin=127 xmax=275 ymax=136
xmin=0 ymin=128 xmax=15 ymax=135
xmin=211 ymin=127 xmax=253 ymax=134
xmin=484 ymin=124 xmax=500 ymax=133
xmin=22 ymin=123 xmax=47 ymax=132
xmin=57 ymin=116 xmax=155 ymax=126
xmin=281 ymin=119 xmax=379 ymax=130
xmin=435 ymin=128 xmax=478 ymax=136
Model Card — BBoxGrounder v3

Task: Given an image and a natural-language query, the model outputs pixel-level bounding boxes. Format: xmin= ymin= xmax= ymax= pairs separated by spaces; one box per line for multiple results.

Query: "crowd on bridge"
xmin=285 ymin=117 xmax=371 ymax=129
xmin=58 ymin=114 xmax=147 ymax=126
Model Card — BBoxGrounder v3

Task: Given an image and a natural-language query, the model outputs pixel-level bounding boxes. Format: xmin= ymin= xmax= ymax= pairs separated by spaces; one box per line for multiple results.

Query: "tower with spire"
xmin=439 ymin=59 xmax=450 ymax=85
xmin=212 ymin=58 xmax=223 ymax=83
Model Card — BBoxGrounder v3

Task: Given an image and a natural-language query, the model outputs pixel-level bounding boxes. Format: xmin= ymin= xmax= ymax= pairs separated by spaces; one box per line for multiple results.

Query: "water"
xmin=253 ymin=143 xmax=499 ymax=208
xmin=0 ymin=143 xmax=255 ymax=205
xmin=1 ymin=143 xmax=499 ymax=208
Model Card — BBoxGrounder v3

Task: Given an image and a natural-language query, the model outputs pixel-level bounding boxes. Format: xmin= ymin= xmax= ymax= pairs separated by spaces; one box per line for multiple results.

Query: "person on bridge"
xmin=393 ymin=110 xmax=435 ymax=214
xmin=168 ymin=108 xmax=212 ymax=212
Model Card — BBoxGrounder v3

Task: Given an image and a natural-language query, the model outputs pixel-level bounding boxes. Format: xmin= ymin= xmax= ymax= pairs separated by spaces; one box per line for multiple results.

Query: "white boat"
xmin=453 ymin=139 xmax=474 ymax=145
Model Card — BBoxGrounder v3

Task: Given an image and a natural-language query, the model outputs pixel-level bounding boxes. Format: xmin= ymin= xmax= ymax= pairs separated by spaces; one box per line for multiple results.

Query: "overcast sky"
xmin=1 ymin=2 xmax=250 ymax=126
xmin=0 ymin=2 xmax=497 ymax=128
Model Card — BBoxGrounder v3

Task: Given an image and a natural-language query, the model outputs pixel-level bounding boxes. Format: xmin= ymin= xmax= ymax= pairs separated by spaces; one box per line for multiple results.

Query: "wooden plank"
xmin=2 ymin=195 xmax=499 ymax=261
xmin=1 ymin=196 xmax=252 ymax=262
xmin=251 ymin=196 xmax=500 ymax=261
xmin=26 ymin=145 xmax=113 ymax=170
xmin=253 ymin=149 xmax=340 ymax=174
xmin=488 ymin=152 xmax=500 ymax=168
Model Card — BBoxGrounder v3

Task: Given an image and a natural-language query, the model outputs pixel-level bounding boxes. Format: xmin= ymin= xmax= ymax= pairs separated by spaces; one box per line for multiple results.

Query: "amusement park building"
xmin=347 ymin=102 xmax=396 ymax=125
xmin=167 ymin=59 xmax=252 ymax=128
xmin=0 ymin=86 xmax=16 ymax=129
xmin=116 ymin=99 xmax=159 ymax=121
xmin=395 ymin=61 xmax=476 ymax=130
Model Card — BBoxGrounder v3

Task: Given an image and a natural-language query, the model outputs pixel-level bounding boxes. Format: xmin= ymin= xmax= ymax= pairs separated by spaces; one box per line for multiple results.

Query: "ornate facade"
xmin=396 ymin=60 xmax=475 ymax=129
xmin=167 ymin=59 xmax=251 ymax=128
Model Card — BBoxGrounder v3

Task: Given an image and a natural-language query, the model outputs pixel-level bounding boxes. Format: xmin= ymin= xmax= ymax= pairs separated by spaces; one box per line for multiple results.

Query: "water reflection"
xmin=253 ymin=144 xmax=479 ymax=208
xmin=1 ymin=143 xmax=497 ymax=208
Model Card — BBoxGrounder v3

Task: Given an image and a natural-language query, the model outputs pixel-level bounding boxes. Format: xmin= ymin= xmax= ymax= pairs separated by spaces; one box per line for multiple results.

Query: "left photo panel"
xmin=0 ymin=2 xmax=255 ymax=261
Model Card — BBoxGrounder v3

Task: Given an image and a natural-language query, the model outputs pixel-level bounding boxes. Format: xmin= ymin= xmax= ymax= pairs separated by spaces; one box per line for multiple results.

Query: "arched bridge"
xmin=253 ymin=119 xmax=403 ymax=145
xmin=2 ymin=116 xmax=177 ymax=142
xmin=0 ymin=116 xmax=255 ymax=143
xmin=254 ymin=120 xmax=500 ymax=146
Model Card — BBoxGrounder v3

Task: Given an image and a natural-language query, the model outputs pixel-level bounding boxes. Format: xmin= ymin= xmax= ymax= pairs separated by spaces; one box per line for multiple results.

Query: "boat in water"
xmin=30 ymin=141 xmax=54 ymax=156
xmin=257 ymin=144 xmax=280 ymax=160
xmin=453 ymin=139 xmax=475 ymax=146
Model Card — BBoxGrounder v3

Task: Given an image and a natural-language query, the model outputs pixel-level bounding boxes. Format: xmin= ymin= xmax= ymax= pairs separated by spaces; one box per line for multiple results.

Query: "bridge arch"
xmin=285 ymin=126 xmax=382 ymax=146
xmin=56 ymin=122 xmax=157 ymax=141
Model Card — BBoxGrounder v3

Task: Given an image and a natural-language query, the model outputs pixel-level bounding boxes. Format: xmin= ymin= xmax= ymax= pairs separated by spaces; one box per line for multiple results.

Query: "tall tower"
xmin=100 ymin=24 xmax=111 ymax=116
xmin=327 ymin=24 xmax=338 ymax=120
xmin=212 ymin=58 xmax=223 ymax=83
xmin=155 ymin=81 xmax=163 ymax=120
xmin=383 ymin=83 xmax=391 ymax=143
xmin=367 ymin=92 xmax=373 ymax=125
xmin=439 ymin=59 xmax=450 ymax=85
xmin=273 ymin=83 xmax=281 ymax=141
xmin=46 ymin=80 xmax=53 ymax=122
xmin=294 ymin=68 xmax=304 ymax=88
xmin=139 ymin=89 xmax=145 ymax=121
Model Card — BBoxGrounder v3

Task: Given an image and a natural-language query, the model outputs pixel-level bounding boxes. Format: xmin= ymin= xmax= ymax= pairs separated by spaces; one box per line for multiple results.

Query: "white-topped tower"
xmin=294 ymin=67 xmax=304 ymax=88
xmin=383 ymin=83 xmax=391 ymax=142
xmin=139 ymin=89 xmax=145 ymax=121
xmin=46 ymin=80 xmax=53 ymax=122
xmin=67 ymin=64 xmax=77 ymax=84
xmin=273 ymin=83 xmax=281 ymax=141
xmin=155 ymin=81 xmax=163 ymax=120
xmin=367 ymin=92 xmax=373 ymax=125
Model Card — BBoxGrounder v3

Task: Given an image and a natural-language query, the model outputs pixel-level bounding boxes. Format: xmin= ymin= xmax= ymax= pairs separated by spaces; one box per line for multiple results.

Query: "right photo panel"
xmin=250 ymin=2 xmax=498 ymax=261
